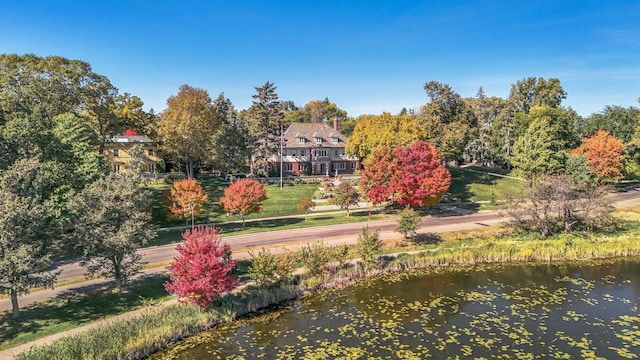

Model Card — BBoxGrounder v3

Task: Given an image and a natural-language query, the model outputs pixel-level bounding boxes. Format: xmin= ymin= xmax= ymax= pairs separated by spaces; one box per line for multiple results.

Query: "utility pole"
xmin=280 ymin=123 xmax=284 ymax=189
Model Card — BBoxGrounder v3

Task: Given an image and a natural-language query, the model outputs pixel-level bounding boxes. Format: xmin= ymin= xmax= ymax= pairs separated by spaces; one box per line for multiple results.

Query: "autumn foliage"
xmin=167 ymin=179 xmax=208 ymax=219
xmin=123 ymin=129 xmax=138 ymax=136
xmin=220 ymin=179 xmax=268 ymax=226
xmin=164 ymin=227 xmax=237 ymax=311
xmin=572 ymin=130 xmax=624 ymax=182
xmin=360 ymin=140 xmax=451 ymax=207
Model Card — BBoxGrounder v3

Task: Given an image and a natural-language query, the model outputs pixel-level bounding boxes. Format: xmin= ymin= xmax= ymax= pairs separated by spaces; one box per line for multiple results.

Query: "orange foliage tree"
xmin=360 ymin=140 xmax=451 ymax=207
xmin=167 ymin=179 xmax=208 ymax=226
xmin=572 ymin=130 xmax=624 ymax=182
xmin=220 ymin=179 xmax=268 ymax=227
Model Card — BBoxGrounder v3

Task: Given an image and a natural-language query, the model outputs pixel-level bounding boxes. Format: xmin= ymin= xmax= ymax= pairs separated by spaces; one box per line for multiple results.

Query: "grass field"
xmin=447 ymin=167 xmax=524 ymax=209
xmin=148 ymin=177 xmax=319 ymax=227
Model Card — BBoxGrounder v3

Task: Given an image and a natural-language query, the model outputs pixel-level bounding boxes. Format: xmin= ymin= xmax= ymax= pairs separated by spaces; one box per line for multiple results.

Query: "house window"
xmin=148 ymin=149 xmax=154 ymax=156
xmin=113 ymin=149 xmax=119 ymax=157
xmin=334 ymin=150 xmax=339 ymax=156
xmin=285 ymin=163 xmax=293 ymax=172
xmin=148 ymin=163 xmax=154 ymax=173
xmin=315 ymin=137 xmax=322 ymax=144
xmin=113 ymin=164 xmax=120 ymax=172
xmin=299 ymin=164 xmax=307 ymax=172
xmin=335 ymin=162 xmax=346 ymax=170
xmin=351 ymin=162 xmax=357 ymax=169
xmin=291 ymin=150 xmax=296 ymax=156
xmin=314 ymin=150 xmax=328 ymax=157
xmin=297 ymin=137 xmax=305 ymax=144
xmin=332 ymin=137 xmax=339 ymax=144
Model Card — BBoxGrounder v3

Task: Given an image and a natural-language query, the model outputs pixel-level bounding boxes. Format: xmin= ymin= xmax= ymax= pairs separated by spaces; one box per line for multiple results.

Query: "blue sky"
xmin=2 ymin=0 xmax=639 ymax=117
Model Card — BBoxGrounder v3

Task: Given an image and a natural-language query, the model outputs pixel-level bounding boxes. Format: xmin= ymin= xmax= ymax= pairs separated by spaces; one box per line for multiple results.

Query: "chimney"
xmin=333 ymin=117 xmax=341 ymax=132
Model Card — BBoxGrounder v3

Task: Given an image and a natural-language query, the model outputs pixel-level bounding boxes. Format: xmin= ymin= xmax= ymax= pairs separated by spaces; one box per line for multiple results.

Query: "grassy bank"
xmin=15 ymin=224 xmax=640 ymax=359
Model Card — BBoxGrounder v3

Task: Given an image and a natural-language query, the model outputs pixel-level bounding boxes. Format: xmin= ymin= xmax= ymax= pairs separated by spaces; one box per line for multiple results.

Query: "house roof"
xmin=111 ymin=135 xmax=153 ymax=143
xmin=283 ymin=123 xmax=347 ymax=148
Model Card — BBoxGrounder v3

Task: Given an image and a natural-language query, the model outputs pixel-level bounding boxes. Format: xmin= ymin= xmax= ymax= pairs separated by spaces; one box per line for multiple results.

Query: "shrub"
xmin=357 ymin=226 xmax=382 ymax=271
xmin=396 ymin=207 xmax=421 ymax=240
xmin=248 ymin=248 xmax=278 ymax=286
xmin=298 ymin=242 xmax=332 ymax=277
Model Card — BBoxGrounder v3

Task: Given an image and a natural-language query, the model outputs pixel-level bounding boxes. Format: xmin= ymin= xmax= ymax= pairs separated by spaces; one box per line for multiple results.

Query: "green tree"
xmin=465 ymin=93 xmax=513 ymax=165
xmin=68 ymin=174 xmax=156 ymax=294
xmin=509 ymin=77 xmax=567 ymax=115
xmin=333 ymin=180 xmax=360 ymax=216
xmin=511 ymin=117 xmax=565 ymax=178
xmin=357 ymin=226 xmax=382 ymax=271
xmin=159 ymin=85 xmax=218 ymax=179
xmin=396 ymin=207 xmax=421 ymax=240
xmin=346 ymin=112 xmax=425 ymax=161
xmin=418 ymin=81 xmax=478 ymax=163
xmin=245 ymin=81 xmax=283 ymax=176
xmin=210 ymin=93 xmax=249 ymax=176
xmin=0 ymin=159 xmax=58 ymax=318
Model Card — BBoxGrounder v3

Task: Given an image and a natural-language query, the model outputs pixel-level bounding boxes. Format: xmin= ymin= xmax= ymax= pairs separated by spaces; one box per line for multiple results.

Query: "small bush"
xmin=248 ymin=248 xmax=279 ymax=286
xmin=298 ymin=242 xmax=332 ymax=277
xmin=357 ymin=226 xmax=382 ymax=271
xmin=396 ymin=207 xmax=421 ymax=240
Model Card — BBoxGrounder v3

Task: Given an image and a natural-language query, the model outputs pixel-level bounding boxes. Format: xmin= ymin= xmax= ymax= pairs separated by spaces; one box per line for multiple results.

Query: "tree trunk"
xmin=11 ymin=288 xmax=19 ymax=319
xmin=242 ymin=215 xmax=245 ymax=227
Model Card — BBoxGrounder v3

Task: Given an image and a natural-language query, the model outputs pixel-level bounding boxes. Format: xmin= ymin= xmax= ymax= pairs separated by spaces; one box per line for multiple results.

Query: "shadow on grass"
xmin=0 ymin=274 xmax=171 ymax=349
xmin=414 ymin=232 xmax=443 ymax=245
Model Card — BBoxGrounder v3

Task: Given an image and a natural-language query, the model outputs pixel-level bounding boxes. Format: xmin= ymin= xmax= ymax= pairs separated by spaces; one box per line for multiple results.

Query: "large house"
xmin=105 ymin=134 xmax=162 ymax=174
xmin=270 ymin=121 xmax=360 ymax=176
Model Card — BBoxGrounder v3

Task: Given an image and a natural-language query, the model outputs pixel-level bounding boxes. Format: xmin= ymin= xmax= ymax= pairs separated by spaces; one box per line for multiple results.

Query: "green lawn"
xmin=0 ymin=275 xmax=172 ymax=351
xmin=446 ymin=167 xmax=524 ymax=209
xmin=148 ymin=177 xmax=319 ymax=227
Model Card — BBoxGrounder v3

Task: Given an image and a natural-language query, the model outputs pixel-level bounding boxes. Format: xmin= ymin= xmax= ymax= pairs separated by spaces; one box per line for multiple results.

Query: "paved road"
xmin=2 ymin=188 xmax=639 ymax=313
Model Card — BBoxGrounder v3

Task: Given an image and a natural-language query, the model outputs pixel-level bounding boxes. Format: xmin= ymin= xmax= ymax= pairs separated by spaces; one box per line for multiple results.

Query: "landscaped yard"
xmin=148 ymin=177 xmax=319 ymax=227
xmin=447 ymin=167 xmax=524 ymax=209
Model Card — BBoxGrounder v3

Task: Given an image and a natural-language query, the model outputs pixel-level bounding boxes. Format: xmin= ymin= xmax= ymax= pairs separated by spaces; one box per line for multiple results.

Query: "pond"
xmin=151 ymin=259 xmax=640 ymax=359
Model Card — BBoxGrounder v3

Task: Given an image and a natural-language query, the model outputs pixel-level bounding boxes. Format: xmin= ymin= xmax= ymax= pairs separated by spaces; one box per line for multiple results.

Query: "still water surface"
xmin=152 ymin=259 xmax=640 ymax=359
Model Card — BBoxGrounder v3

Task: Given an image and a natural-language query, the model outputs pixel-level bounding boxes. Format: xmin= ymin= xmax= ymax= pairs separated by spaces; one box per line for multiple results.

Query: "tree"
xmin=297 ymin=197 xmax=315 ymax=220
xmin=578 ymin=105 xmax=640 ymax=144
xmin=333 ymin=180 xmax=359 ymax=216
xmin=0 ymin=179 xmax=56 ymax=318
xmin=126 ymin=144 xmax=148 ymax=174
xmin=509 ymin=77 xmax=567 ymax=114
xmin=396 ymin=207 xmax=421 ymax=240
xmin=158 ymin=85 xmax=218 ymax=179
xmin=360 ymin=141 xmax=451 ymax=207
xmin=245 ymin=81 xmax=283 ymax=176
xmin=167 ymin=179 xmax=209 ymax=227
xmin=465 ymin=94 xmax=513 ymax=166
xmin=418 ymin=81 xmax=478 ymax=163
xmin=164 ymin=227 xmax=237 ymax=311
xmin=302 ymin=98 xmax=347 ymax=124
xmin=505 ymin=175 xmax=613 ymax=237
xmin=68 ymin=174 xmax=156 ymax=294
xmin=220 ymin=179 xmax=268 ymax=227
xmin=572 ymin=130 xmax=625 ymax=182
xmin=510 ymin=117 xmax=564 ymax=178
xmin=345 ymin=112 xmax=425 ymax=161
xmin=210 ymin=93 xmax=249 ymax=176
xmin=357 ymin=226 xmax=382 ymax=271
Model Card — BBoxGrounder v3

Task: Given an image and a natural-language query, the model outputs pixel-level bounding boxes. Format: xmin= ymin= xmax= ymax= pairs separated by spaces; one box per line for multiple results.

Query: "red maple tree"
xmin=164 ymin=227 xmax=237 ymax=311
xmin=220 ymin=179 xmax=268 ymax=227
xmin=360 ymin=140 xmax=451 ymax=207
xmin=167 ymin=179 xmax=208 ymax=222
xmin=572 ymin=130 xmax=624 ymax=182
